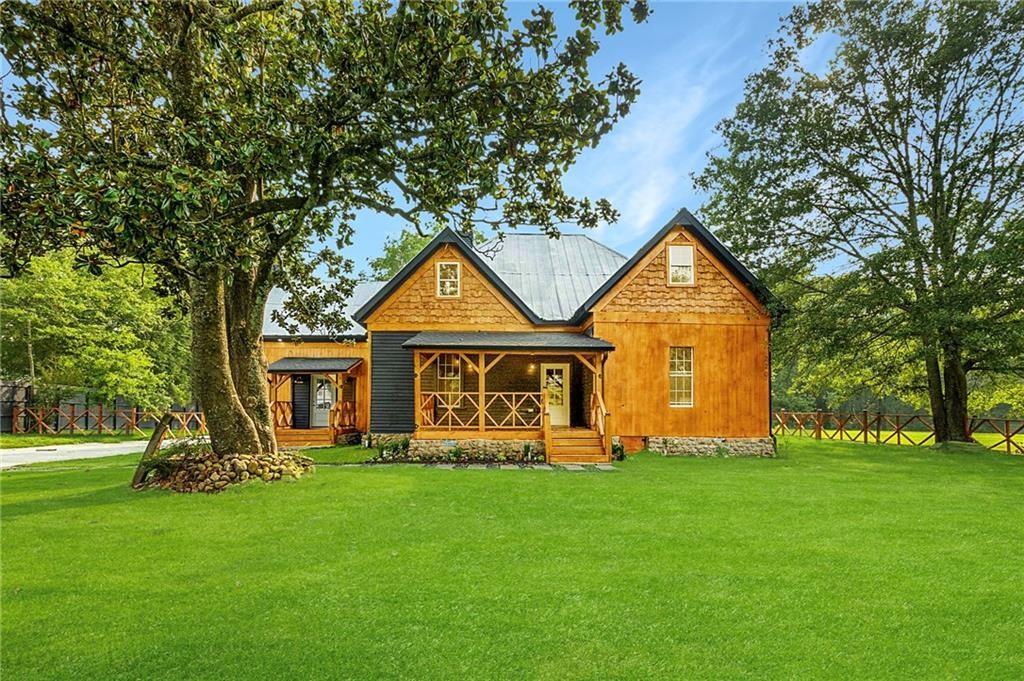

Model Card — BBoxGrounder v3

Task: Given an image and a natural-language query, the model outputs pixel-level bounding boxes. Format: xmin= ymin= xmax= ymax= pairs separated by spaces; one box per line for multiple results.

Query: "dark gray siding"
xmin=291 ymin=374 xmax=310 ymax=429
xmin=370 ymin=331 xmax=418 ymax=432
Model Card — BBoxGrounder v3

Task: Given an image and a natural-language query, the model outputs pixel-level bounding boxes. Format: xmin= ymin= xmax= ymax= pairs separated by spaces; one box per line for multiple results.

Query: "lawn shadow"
xmin=1 ymin=480 xmax=143 ymax=521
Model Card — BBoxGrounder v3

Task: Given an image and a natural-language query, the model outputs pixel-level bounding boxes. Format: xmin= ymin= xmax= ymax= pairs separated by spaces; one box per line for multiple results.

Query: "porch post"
xmin=478 ymin=351 xmax=485 ymax=432
xmin=413 ymin=351 xmax=422 ymax=429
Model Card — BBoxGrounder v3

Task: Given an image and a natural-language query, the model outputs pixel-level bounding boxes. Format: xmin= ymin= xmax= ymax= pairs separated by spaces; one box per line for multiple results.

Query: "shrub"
xmin=611 ymin=441 xmax=626 ymax=461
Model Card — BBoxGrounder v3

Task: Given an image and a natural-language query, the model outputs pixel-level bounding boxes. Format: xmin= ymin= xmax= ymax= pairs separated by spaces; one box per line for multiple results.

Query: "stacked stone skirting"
xmin=408 ymin=438 xmax=544 ymax=460
xmin=365 ymin=433 xmax=414 ymax=448
xmin=646 ymin=436 xmax=775 ymax=458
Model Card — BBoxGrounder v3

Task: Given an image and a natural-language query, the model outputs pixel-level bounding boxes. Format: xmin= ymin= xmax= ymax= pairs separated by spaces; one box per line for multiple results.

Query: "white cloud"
xmin=564 ymin=15 xmax=759 ymax=249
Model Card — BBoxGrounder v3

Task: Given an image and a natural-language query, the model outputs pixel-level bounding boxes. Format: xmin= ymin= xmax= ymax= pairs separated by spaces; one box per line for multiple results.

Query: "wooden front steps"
xmin=275 ymin=428 xmax=334 ymax=448
xmin=547 ymin=427 xmax=609 ymax=464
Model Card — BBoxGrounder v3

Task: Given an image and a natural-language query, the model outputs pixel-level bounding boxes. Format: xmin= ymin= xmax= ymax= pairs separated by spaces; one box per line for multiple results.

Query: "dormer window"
xmin=667 ymin=245 xmax=694 ymax=286
xmin=436 ymin=261 xmax=461 ymax=298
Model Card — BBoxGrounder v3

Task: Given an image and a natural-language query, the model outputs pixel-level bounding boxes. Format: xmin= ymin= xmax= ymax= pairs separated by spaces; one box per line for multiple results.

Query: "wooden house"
xmin=261 ymin=208 xmax=776 ymax=462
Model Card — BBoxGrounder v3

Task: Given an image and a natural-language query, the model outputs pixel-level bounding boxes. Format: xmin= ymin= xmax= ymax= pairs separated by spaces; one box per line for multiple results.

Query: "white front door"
xmin=541 ymin=363 xmax=570 ymax=427
xmin=311 ymin=375 xmax=336 ymax=428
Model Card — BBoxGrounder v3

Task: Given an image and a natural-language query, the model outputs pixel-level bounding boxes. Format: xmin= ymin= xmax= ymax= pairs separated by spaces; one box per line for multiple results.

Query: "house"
xmin=261 ymin=208 xmax=777 ymax=462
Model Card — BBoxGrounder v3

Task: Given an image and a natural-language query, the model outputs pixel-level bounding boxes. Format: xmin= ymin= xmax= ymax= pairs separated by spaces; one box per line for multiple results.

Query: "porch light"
xmin=527 ymin=363 xmax=536 ymax=374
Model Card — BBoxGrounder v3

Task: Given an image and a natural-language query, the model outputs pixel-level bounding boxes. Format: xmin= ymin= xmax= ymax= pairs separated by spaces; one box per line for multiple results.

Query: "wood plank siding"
xmin=591 ymin=226 xmax=770 ymax=439
xmin=263 ymin=340 xmax=370 ymax=432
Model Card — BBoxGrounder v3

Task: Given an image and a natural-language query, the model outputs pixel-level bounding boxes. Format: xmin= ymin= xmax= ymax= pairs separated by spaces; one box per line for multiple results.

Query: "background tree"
xmin=1 ymin=251 xmax=192 ymax=408
xmin=2 ymin=0 xmax=648 ymax=458
xmin=696 ymin=0 xmax=1024 ymax=442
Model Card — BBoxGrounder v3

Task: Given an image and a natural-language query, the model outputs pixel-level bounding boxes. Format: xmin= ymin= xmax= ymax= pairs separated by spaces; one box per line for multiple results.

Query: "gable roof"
xmin=272 ymin=207 xmax=776 ymax=336
xmin=568 ymin=207 xmax=776 ymax=323
xmin=352 ymin=228 xmax=558 ymax=325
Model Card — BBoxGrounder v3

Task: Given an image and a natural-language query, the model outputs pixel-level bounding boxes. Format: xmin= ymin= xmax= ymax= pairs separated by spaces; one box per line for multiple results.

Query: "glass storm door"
xmin=541 ymin=363 xmax=570 ymax=426
xmin=311 ymin=375 xmax=335 ymax=428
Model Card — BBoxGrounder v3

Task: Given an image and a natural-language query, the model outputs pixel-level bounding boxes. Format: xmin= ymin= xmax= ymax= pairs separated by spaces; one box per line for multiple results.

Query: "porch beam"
xmin=574 ymin=353 xmax=599 ymax=376
xmin=416 ymin=352 xmax=440 ymax=375
xmin=457 ymin=352 xmax=479 ymax=374
xmin=484 ymin=352 xmax=506 ymax=373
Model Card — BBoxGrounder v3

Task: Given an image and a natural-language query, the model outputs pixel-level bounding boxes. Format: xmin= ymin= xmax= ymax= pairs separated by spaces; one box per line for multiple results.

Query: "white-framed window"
xmin=669 ymin=347 xmax=693 ymax=407
xmin=667 ymin=244 xmax=695 ymax=286
xmin=437 ymin=353 xmax=461 ymax=394
xmin=436 ymin=261 xmax=461 ymax=298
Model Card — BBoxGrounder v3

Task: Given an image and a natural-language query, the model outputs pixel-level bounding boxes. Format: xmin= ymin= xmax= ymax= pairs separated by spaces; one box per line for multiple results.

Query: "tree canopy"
xmin=696 ymin=0 xmax=1024 ymax=439
xmin=1 ymin=0 xmax=648 ymax=456
xmin=0 ymin=251 xmax=192 ymax=408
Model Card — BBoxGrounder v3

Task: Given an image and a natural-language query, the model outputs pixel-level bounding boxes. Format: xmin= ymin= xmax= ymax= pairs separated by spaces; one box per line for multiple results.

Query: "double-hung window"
xmin=669 ymin=347 xmax=693 ymax=407
xmin=667 ymin=245 xmax=695 ymax=286
xmin=436 ymin=262 xmax=461 ymax=298
xmin=437 ymin=354 xmax=462 ymax=394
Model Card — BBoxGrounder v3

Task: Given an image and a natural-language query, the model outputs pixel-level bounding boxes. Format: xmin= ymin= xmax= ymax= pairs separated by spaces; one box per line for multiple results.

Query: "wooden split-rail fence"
xmin=10 ymin=405 xmax=207 ymax=438
xmin=773 ymin=410 xmax=1023 ymax=455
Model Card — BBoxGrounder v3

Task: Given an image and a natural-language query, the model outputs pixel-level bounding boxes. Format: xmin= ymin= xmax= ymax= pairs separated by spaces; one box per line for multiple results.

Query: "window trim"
xmin=436 ymin=353 xmax=462 ymax=394
xmin=668 ymin=346 xmax=694 ymax=408
xmin=666 ymin=244 xmax=696 ymax=287
xmin=436 ymin=261 xmax=462 ymax=298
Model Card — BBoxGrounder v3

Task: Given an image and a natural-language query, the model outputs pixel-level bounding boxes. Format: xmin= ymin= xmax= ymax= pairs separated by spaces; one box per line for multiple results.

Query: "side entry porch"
xmin=267 ymin=357 xmax=361 ymax=448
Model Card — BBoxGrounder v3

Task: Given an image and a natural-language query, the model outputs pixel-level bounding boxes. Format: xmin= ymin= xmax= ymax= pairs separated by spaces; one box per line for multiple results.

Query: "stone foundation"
xmin=365 ymin=433 xmax=413 ymax=448
xmin=646 ymin=436 xmax=775 ymax=458
xmin=408 ymin=438 xmax=544 ymax=461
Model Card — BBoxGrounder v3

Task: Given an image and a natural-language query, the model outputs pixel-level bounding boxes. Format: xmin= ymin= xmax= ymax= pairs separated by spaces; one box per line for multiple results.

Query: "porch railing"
xmin=590 ymin=392 xmax=612 ymax=457
xmin=330 ymin=400 xmax=357 ymax=432
xmin=419 ymin=392 xmax=543 ymax=430
xmin=270 ymin=400 xmax=356 ymax=431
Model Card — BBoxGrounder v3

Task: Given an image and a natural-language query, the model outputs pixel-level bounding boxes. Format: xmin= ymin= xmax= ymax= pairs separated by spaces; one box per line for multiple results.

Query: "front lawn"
xmin=1 ymin=438 xmax=1021 ymax=679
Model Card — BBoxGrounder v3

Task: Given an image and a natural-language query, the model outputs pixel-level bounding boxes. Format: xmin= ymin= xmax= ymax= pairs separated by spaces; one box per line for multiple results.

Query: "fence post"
xmin=815 ymin=411 xmax=822 ymax=440
xmin=875 ymin=412 xmax=881 ymax=444
xmin=97 ymin=403 xmax=104 ymax=434
xmin=12 ymin=405 xmax=22 ymax=433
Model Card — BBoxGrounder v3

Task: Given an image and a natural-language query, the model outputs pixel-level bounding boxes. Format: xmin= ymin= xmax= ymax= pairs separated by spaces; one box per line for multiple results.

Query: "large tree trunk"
xmin=924 ymin=349 xmax=950 ymax=443
xmin=190 ymin=267 xmax=264 ymax=457
xmin=226 ymin=267 xmax=277 ymax=456
xmin=942 ymin=343 xmax=971 ymax=442
xmin=923 ymin=342 xmax=972 ymax=444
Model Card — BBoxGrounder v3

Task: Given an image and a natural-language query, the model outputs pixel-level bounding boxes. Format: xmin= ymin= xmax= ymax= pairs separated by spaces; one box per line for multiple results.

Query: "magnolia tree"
xmin=696 ymin=0 xmax=1024 ymax=442
xmin=2 ymin=0 xmax=648 ymax=457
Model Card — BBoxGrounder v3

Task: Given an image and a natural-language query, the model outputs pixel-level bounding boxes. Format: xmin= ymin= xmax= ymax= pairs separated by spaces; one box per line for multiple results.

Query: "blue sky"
xmin=348 ymin=1 xmax=801 ymax=271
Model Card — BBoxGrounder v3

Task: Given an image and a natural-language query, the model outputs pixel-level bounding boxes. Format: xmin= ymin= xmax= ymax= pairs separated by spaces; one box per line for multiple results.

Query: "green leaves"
xmin=696 ymin=0 xmax=1024 ymax=415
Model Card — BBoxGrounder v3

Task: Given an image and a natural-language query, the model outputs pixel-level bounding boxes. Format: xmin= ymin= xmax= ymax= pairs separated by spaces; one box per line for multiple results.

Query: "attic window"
xmin=667 ymin=245 xmax=695 ymax=286
xmin=436 ymin=262 xmax=461 ymax=298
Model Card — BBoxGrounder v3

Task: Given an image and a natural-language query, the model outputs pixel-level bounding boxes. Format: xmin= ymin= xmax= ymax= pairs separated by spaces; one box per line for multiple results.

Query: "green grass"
xmin=2 ymin=438 xmax=1021 ymax=679
xmin=0 ymin=431 xmax=152 ymax=449
xmin=787 ymin=428 xmax=1016 ymax=450
xmin=300 ymin=443 xmax=376 ymax=464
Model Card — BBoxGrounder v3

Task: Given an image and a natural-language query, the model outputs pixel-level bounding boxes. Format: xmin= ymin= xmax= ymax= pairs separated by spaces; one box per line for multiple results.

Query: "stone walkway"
xmin=419 ymin=462 xmax=618 ymax=471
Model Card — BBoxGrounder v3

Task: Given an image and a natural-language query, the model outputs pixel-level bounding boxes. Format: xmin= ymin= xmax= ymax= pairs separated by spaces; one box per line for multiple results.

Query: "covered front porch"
xmin=267 ymin=357 xmax=362 ymax=447
xmin=405 ymin=332 xmax=614 ymax=462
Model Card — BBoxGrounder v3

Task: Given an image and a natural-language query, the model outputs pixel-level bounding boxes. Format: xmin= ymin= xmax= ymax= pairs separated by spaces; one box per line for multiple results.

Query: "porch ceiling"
xmin=401 ymin=331 xmax=613 ymax=352
xmin=267 ymin=357 xmax=362 ymax=373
